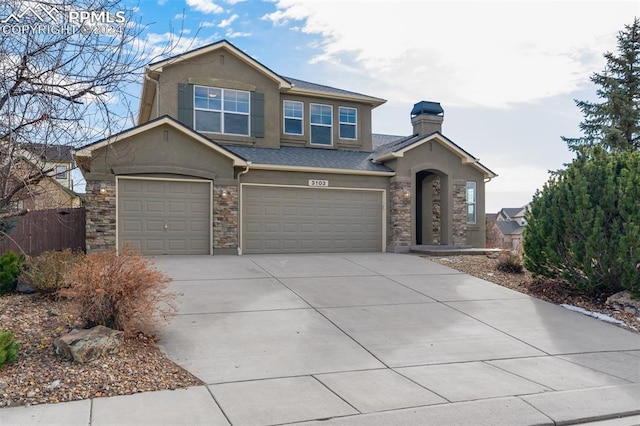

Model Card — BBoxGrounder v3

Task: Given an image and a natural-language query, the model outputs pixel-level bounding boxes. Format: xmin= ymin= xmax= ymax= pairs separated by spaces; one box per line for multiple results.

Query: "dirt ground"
xmin=0 ymin=294 xmax=202 ymax=408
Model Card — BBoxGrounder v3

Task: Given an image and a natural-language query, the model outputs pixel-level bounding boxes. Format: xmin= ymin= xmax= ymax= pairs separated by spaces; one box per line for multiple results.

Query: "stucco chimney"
xmin=411 ymin=101 xmax=444 ymax=135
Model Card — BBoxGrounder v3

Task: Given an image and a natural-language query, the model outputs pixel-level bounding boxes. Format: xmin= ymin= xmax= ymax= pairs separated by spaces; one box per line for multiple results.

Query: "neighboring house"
xmin=9 ymin=144 xmax=81 ymax=211
xmin=75 ymin=40 xmax=497 ymax=255
xmin=489 ymin=205 xmax=529 ymax=250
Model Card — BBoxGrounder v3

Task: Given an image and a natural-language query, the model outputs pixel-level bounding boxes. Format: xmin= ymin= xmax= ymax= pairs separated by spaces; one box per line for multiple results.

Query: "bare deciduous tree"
xmin=0 ymin=0 xmax=159 ymax=221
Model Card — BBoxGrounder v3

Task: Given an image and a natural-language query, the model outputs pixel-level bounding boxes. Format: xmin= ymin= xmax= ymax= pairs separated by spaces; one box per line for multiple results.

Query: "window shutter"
xmin=251 ymin=92 xmax=265 ymax=138
xmin=177 ymin=83 xmax=194 ymax=128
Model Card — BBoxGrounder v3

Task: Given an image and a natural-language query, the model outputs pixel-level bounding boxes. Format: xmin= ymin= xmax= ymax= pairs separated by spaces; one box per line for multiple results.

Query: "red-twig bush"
xmin=61 ymin=246 xmax=176 ymax=337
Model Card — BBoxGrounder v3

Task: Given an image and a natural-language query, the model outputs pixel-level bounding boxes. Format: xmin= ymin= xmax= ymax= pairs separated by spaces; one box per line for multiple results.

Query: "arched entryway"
xmin=415 ymin=170 xmax=450 ymax=245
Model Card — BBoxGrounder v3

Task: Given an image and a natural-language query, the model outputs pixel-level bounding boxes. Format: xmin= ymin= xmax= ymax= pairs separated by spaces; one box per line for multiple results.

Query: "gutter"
xmin=236 ymin=162 xmax=252 ymax=255
xmin=144 ymin=73 xmax=160 ymax=119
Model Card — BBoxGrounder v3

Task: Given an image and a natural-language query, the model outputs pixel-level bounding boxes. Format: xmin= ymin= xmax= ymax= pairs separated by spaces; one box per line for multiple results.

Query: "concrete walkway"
xmin=2 ymin=253 xmax=640 ymax=425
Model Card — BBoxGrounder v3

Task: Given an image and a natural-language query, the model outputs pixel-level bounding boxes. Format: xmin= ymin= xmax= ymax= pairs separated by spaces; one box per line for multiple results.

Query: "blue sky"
xmin=118 ymin=0 xmax=638 ymax=212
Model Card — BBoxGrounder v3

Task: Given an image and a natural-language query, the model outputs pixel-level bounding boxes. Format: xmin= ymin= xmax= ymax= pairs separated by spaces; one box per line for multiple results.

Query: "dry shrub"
xmin=61 ymin=246 xmax=176 ymax=337
xmin=20 ymin=249 xmax=84 ymax=295
xmin=496 ymin=250 xmax=524 ymax=274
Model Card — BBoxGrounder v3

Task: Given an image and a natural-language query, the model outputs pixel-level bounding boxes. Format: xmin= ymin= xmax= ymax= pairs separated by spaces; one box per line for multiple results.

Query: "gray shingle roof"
xmin=22 ymin=143 xmax=74 ymax=163
xmin=282 ymin=76 xmax=380 ymax=101
xmin=501 ymin=207 xmax=524 ymax=218
xmin=220 ymin=144 xmax=393 ymax=173
xmin=496 ymin=220 xmax=524 ymax=236
xmin=372 ymin=134 xmax=405 ymax=150
xmin=372 ymin=134 xmax=424 ymax=157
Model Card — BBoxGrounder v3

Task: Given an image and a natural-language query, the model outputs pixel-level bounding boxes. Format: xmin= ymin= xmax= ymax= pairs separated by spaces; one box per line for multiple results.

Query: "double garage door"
xmin=118 ymin=178 xmax=211 ymax=255
xmin=118 ymin=179 xmax=383 ymax=255
xmin=242 ymin=185 xmax=383 ymax=254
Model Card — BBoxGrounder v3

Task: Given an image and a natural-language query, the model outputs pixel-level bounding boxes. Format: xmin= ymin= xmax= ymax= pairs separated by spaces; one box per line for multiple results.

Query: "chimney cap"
xmin=411 ymin=101 xmax=443 ymax=117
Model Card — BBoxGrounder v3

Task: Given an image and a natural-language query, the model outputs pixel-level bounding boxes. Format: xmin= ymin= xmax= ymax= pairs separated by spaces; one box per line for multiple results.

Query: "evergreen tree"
xmin=523 ymin=148 xmax=640 ymax=297
xmin=563 ymin=18 xmax=640 ymax=152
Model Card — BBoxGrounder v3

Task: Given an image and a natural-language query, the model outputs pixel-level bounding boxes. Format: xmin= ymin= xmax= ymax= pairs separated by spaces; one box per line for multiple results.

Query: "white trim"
xmin=148 ymin=41 xmax=292 ymax=89
xmin=248 ymin=163 xmax=395 ymax=176
xmin=239 ymin=182 xmax=386 ymax=254
xmin=74 ymin=117 xmax=247 ymax=167
xmin=283 ymin=100 xmax=304 ymax=136
xmin=309 ymin=103 xmax=333 ymax=146
xmin=338 ymin=106 xmax=357 ymax=140
xmin=116 ymin=176 xmax=213 ymax=256
xmin=286 ymin=87 xmax=386 ymax=107
xmin=193 ymin=85 xmax=251 ymax=136
xmin=372 ymin=133 xmax=497 ymax=178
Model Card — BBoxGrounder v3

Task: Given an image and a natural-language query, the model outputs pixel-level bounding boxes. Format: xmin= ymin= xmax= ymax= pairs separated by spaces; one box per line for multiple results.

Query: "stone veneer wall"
xmin=389 ymin=181 xmax=412 ymax=248
xmin=213 ymin=184 xmax=238 ymax=250
xmin=85 ymin=180 xmax=116 ymax=252
xmin=431 ymin=176 xmax=441 ymax=244
xmin=452 ymin=181 xmax=467 ymax=246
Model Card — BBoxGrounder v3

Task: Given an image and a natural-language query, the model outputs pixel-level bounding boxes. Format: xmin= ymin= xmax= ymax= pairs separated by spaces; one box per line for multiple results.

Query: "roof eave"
xmin=374 ymin=133 xmax=498 ymax=179
xmin=148 ymin=40 xmax=292 ymax=89
xmin=285 ymin=87 xmax=386 ymax=107
xmin=248 ymin=163 xmax=395 ymax=176
xmin=74 ymin=116 xmax=247 ymax=167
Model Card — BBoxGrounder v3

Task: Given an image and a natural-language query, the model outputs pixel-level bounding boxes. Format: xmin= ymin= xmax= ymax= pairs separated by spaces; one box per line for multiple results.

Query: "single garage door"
xmin=242 ymin=185 xmax=383 ymax=254
xmin=118 ymin=178 xmax=211 ymax=255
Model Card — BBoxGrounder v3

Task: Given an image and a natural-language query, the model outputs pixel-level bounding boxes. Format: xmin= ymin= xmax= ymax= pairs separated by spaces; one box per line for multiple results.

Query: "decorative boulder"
xmin=606 ymin=291 xmax=640 ymax=315
xmin=54 ymin=326 xmax=123 ymax=363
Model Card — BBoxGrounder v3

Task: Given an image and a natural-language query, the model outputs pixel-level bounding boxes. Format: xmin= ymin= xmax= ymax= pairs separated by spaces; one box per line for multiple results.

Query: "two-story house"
xmin=75 ymin=40 xmax=496 ymax=255
xmin=10 ymin=143 xmax=81 ymax=211
xmin=490 ymin=205 xmax=529 ymax=250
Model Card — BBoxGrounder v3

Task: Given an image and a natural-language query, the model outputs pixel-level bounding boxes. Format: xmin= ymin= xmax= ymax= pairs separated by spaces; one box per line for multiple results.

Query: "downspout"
xmin=236 ymin=162 xmax=251 ymax=255
xmin=144 ymin=74 xmax=160 ymax=119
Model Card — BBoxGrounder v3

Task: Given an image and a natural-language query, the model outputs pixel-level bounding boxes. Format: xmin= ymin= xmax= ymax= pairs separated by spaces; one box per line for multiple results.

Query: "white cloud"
xmin=224 ymin=0 xmax=246 ymax=4
xmin=174 ymin=13 xmax=185 ymax=19
xmin=186 ymin=0 xmax=224 ymax=14
xmin=225 ymin=29 xmax=251 ymax=38
xmin=200 ymin=21 xmax=216 ymax=27
xmin=218 ymin=14 xmax=238 ymax=28
xmin=266 ymin=0 xmax=636 ymax=108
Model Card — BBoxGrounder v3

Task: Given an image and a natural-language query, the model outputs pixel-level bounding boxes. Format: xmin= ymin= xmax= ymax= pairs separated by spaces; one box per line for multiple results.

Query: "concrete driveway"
xmin=152 ymin=253 xmax=640 ymax=426
xmin=6 ymin=253 xmax=640 ymax=426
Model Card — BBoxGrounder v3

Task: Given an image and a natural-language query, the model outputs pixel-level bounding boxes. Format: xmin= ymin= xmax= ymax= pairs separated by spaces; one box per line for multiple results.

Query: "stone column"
xmin=431 ymin=176 xmax=441 ymax=244
xmin=213 ymin=184 xmax=238 ymax=253
xmin=452 ymin=181 xmax=467 ymax=246
xmin=85 ymin=180 xmax=116 ymax=252
xmin=389 ymin=180 xmax=412 ymax=250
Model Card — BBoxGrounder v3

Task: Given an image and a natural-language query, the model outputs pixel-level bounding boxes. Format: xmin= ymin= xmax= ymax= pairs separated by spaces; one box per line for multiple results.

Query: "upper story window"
xmin=194 ymin=85 xmax=250 ymax=136
xmin=339 ymin=107 xmax=357 ymax=140
xmin=466 ymin=181 xmax=477 ymax=224
xmin=55 ymin=165 xmax=67 ymax=179
xmin=310 ymin=103 xmax=332 ymax=146
xmin=283 ymin=100 xmax=303 ymax=135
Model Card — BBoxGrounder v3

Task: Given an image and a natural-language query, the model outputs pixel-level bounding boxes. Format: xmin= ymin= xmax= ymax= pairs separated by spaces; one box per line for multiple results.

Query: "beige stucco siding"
xmin=389 ymin=139 xmax=487 ymax=248
xmin=88 ymin=124 xmax=236 ymax=180
xmin=241 ymin=169 xmax=389 ymax=190
xmin=280 ymin=95 xmax=373 ymax=152
xmin=151 ymin=46 xmax=282 ymax=148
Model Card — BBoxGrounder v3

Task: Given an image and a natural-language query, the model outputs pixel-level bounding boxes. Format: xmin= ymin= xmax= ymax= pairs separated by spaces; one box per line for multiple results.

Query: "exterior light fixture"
xmin=221 ymin=189 xmax=228 ymax=198
xmin=99 ymin=183 xmax=107 ymax=194
xmin=402 ymin=188 xmax=410 ymax=198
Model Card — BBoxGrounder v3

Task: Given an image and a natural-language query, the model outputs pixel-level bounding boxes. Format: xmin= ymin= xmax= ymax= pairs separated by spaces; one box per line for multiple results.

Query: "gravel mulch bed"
xmin=0 ymin=294 xmax=202 ymax=408
xmin=428 ymin=254 xmax=640 ymax=332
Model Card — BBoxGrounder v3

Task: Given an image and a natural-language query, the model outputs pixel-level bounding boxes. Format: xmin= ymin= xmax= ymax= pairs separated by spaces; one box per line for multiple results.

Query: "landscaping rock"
xmin=606 ymin=291 xmax=640 ymax=315
xmin=53 ymin=326 xmax=123 ymax=363
xmin=15 ymin=281 xmax=36 ymax=294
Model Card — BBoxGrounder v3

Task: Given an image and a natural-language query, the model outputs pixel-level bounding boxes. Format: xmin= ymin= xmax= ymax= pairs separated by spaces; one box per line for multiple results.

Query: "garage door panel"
xmin=118 ymin=179 xmax=211 ymax=255
xmin=243 ymin=186 xmax=382 ymax=254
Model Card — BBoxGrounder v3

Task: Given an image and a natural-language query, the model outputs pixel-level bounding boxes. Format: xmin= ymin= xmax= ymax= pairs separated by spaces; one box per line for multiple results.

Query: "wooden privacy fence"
xmin=0 ymin=208 xmax=86 ymax=256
